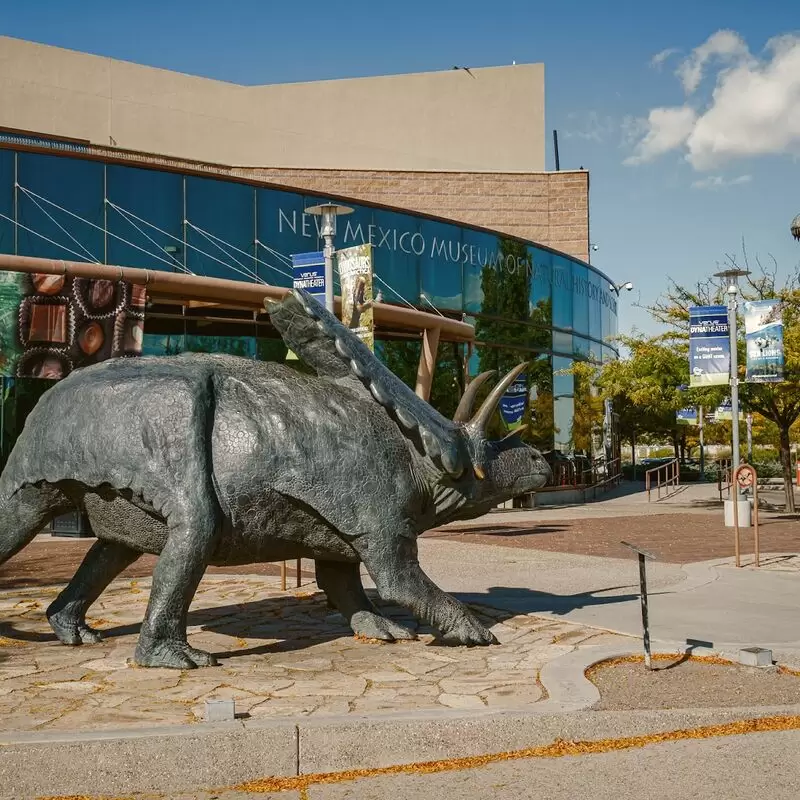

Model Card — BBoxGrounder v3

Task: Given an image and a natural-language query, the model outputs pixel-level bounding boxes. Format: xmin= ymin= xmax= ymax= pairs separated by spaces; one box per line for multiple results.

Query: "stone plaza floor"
xmin=0 ymin=572 xmax=627 ymax=733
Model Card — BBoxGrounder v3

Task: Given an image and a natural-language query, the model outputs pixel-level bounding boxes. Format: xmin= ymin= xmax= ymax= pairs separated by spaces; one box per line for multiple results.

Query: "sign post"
xmin=733 ymin=464 xmax=759 ymax=568
xmin=621 ymin=541 xmax=658 ymax=670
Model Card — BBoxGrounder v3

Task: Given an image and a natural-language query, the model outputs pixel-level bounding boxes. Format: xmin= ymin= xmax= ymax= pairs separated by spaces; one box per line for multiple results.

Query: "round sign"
xmin=736 ymin=466 xmax=755 ymax=488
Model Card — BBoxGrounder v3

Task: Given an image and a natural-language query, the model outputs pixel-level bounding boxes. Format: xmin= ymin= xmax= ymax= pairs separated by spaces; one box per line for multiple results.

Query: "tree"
xmin=644 ymin=244 xmax=800 ymax=511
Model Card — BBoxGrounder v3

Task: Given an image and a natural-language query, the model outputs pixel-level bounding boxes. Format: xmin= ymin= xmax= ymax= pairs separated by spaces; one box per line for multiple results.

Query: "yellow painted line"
xmin=233 ymin=714 xmax=800 ymax=794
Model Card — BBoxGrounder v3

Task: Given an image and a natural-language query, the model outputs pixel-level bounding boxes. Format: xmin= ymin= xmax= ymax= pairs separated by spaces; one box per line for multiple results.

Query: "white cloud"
xmin=650 ymin=48 xmax=680 ymax=70
xmin=627 ymin=31 xmax=800 ymax=170
xmin=691 ymin=174 xmax=752 ymax=190
xmin=624 ymin=106 xmax=697 ymax=164
xmin=563 ymin=111 xmax=615 ymax=143
xmin=676 ymin=29 xmax=751 ymax=94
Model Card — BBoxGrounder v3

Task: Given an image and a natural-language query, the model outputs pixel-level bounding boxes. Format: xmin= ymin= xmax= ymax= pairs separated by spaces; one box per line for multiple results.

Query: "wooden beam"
xmin=0 ymin=254 xmax=475 ymax=343
xmin=415 ymin=326 xmax=441 ymax=401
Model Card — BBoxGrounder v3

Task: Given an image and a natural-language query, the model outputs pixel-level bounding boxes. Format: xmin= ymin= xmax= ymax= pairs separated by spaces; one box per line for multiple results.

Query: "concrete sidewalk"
xmin=409 ymin=538 xmax=800 ymax=661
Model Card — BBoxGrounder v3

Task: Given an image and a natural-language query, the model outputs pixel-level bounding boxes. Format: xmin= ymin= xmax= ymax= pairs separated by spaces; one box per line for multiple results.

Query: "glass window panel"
xmin=142 ymin=332 xmax=185 ymax=357
xmin=255 ymin=187 xmax=311 ymax=288
xmin=186 ymin=177 xmax=256 ymax=282
xmin=553 ymin=395 xmax=574 ymax=452
xmin=552 ymin=355 xmax=574 ymax=398
xmin=602 ymin=344 xmax=618 ymax=364
xmin=462 ymin=228 xmax=501 ymax=314
xmin=587 ymin=267 xmax=603 ymax=341
xmin=368 ymin=208 xmax=421 ymax=309
xmin=552 ymin=330 xmax=572 ymax=356
xmin=375 ymin=338 xmax=421 ymax=391
xmin=16 ymin=153 xmax=104 ymax=262
xmin=530 ymin=246 xmax=552 ymax=328
xmin=602 ymin=285 xmax=618 ymax=343
xmin=573 ymin=336 xmax=592 ymax=361
xmin=571 ymin=262 xmax=590 ymax=336
xmin=107 ymin=164 xmax=183 ymax=272
xmin=552 ymin=256 xmax=573 ymax=329
xmin=420 ymin=220 xmax=465 ymax=312
xmin=0 ymin=150 xmax=13 ymax=255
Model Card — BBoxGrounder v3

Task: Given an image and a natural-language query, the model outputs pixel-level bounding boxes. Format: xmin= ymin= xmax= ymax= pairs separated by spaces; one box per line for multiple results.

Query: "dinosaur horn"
xmin=467 ymin=363 xmax=528 ymax=436
xmin=453 ymin=371 xmax=496 ymax=423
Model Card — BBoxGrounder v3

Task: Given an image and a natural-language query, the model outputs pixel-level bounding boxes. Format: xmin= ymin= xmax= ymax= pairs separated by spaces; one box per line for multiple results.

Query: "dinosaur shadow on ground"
xmin=0 ymin=583 xmax=651 ymax=660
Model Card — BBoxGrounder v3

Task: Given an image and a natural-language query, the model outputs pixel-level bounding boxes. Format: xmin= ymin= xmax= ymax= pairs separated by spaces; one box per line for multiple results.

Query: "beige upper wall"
xmin=0 ymin=36 xmax=545 ymax=172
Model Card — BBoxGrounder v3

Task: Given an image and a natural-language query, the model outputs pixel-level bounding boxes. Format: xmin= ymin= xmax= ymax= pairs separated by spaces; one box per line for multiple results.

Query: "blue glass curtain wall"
xmin=0 ymin=145 xmax=620 ymax=452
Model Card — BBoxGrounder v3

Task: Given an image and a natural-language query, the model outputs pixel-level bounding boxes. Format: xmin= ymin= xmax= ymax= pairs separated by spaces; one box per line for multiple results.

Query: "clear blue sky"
xmin=3 ymin=0 xmax=798 ymax=336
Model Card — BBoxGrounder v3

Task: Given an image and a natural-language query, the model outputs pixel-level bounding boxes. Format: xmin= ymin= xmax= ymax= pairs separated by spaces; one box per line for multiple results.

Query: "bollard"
xmin=621 ymin=541 xmax=658 ymax=670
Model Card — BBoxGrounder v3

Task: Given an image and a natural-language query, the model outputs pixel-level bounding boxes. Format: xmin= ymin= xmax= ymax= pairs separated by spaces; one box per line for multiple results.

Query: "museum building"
xmin=0 ymin=36 xmax=619 ymax=463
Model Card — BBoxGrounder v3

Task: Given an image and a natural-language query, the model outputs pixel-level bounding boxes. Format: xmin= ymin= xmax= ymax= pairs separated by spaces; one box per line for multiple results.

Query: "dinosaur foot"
xmin=439 ymin=609 xmax=498 ymax=647
xmin=134 ymin=638 xmax=219 ymax=669
xmin=350 ymin=610 xmax=417 ymax=642
xmin=46 ymin=605 xmax=104 ymax=646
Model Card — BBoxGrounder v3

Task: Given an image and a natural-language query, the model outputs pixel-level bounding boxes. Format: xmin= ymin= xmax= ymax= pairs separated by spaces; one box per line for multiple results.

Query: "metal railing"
xmin=717 ymin=458 xmax=733 ymax=500
xmin=645 ymin=458 xmax=680 ymax=502
xmin=594 ymin=457 xmax=623 ymax=491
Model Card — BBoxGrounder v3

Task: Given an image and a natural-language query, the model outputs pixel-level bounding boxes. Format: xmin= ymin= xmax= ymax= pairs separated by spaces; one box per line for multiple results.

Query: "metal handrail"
xmin=645 ymin=457 xmax=680 ymax=502
xmin=717 ymin=458 xmax=733 ymax=500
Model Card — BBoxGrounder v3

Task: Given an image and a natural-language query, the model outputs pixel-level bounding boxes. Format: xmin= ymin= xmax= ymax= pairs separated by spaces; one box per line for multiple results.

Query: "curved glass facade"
xmin=0 ymin=143 xmax=618 ymax=455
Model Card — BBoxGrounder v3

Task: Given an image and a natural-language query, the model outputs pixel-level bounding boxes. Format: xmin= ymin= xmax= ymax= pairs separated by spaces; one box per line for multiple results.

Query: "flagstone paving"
xmin=0 ymin=573 xmax=629 ymax=733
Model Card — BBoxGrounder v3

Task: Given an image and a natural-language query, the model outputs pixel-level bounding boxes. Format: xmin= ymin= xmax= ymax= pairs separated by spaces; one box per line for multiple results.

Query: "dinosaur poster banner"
xmin=688 ymin=305 xmax=730 ymax=387
xmin=0 ymin=270 xmax=146 ymax=379
xmin=743 ymin=299 xmax=784 ymax=383
xmin=337 ymin=243 xmax=374 ymax=351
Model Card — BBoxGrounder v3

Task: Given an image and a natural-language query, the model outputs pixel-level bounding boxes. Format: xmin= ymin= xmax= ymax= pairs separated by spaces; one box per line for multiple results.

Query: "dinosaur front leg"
xmin=133 ymin=490 xmax=221 ymax=669
xmin=47 ymin=539 xmax=140 ymax=645
xmin=355 ymin=534 xmax=497 ymax=646
xmin=315 ymin=559 xmax=415 ymax=642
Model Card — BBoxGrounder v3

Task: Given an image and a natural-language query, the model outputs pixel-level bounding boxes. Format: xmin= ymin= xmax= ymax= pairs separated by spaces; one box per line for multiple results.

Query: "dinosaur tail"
xmin=0 ymin=482 xmax=73 ymax=565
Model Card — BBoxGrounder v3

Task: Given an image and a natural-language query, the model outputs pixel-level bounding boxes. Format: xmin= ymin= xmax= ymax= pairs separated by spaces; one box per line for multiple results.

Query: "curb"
xmin=2 ymin=643 xmax=799 ymax=797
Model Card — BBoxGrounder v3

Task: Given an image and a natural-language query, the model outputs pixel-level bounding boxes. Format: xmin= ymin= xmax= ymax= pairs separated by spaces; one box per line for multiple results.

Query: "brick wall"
xmin=242 ymin=167 xmax=590 ymax=262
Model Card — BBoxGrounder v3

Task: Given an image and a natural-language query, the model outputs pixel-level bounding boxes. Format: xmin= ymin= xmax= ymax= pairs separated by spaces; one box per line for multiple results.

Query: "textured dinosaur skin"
xmin=0 ymin=291 xmax=550 ymax=668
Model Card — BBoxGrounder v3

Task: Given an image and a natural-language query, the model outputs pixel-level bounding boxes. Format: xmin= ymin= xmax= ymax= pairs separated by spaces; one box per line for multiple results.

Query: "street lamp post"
xmin=304 ymin=203 xmax=354 ymax=313
xmin=610 ymin=281 xmax=634 ymax=295
xmin=714 ymin=268 xmax=750 ymax=506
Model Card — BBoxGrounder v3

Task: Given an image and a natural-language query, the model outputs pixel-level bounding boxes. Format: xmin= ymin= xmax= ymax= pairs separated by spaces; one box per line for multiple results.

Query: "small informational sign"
xmin=689 ymin=305 xmax=730 ymax=387
xmin=676 ymin=407 xmax=698 ymax=426
xmin=291 ymin=252 xmax=326 ymax=303
xmin=499 ymin=373 xmax=527 ymax=429
xmin=337 ymin=244 xmax=374 ymax=351
xmin=743 ymin=299 xmax=784 ymax=383
xmin=715 ymin=398 xmax=744 ymax=421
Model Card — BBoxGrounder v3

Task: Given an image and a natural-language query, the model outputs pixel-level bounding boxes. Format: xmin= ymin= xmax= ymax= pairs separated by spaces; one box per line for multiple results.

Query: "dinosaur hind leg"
xmin=47 ymin=539 xmax=140 ymax=645
xmin=315 ymin=559 xmax=416 ymax=642
xmin=0 ymin=482 xmax=73 ymax=565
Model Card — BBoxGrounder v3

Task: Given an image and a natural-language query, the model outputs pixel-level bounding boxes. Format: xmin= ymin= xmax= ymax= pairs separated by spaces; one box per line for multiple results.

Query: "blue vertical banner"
xmin=291 ymin=252 xmax=326 ymax=303
xmin=499 ymin=373 xmax=527 ymax=429
xmin=743 ymin=299 xmax=784 ymax=383
xmin=676 ymin=407 xmax=698 ymax=426
xmin=689 ymin=305 xmax=730 ymax=387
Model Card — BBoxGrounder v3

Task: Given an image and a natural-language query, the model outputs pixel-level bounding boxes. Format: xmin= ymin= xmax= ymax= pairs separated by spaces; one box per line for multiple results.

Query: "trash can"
xmin=724 ymin=498 xmax=751 ymax=528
